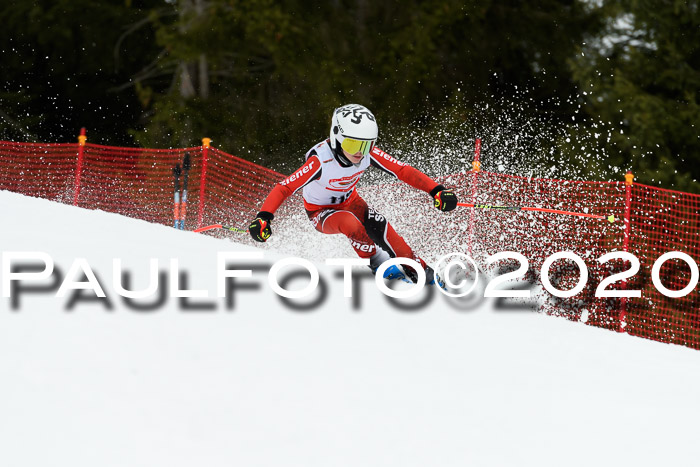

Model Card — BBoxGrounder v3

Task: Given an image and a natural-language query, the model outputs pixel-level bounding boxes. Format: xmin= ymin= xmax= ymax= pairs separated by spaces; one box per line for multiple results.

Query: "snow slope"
xmin=1 ymin=190 xmax=699 ymax=467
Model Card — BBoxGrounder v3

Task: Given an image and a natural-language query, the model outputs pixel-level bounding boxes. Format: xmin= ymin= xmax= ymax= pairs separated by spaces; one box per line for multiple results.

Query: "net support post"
xmin=466 ymin=138 xmax=481 ymax=257
xmin=73 ymin=127 xmax=87 ymax=206
xmin=619 ymin=171 xmax=634 ymax=332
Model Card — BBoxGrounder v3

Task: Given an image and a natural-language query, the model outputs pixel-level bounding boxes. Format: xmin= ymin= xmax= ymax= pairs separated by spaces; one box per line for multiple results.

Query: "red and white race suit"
xmin=260 ymin=140 xmax=439 ymax=262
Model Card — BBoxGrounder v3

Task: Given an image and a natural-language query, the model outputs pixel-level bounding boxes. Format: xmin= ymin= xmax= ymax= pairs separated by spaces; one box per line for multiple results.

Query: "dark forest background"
xmin=1 ymin=0 xmax=698 ymax=192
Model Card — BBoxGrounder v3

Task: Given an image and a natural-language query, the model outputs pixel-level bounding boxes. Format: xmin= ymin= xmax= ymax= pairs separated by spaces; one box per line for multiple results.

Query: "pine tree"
xmin=571 ymin=0 xmax=700 ymax=192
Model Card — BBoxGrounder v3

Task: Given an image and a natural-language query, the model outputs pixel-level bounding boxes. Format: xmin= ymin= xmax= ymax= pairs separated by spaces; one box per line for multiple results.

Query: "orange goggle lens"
xmin=341 ymin=137 xmax=375 ymax=156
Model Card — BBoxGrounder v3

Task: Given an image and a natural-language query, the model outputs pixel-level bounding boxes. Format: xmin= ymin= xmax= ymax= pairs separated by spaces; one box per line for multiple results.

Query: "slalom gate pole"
xmin=172 ymin=164 xmax=181 ymax=228
xmin=457 ymin=202 xmax=616 ymax=222
xmin=179 ymin=152 xmax=191 ymax=230
xmin=193 ymin=224 xmax=247 ymax=234
xmin=196 ymin=137 xmax=211 ymax=229
xmin=73 ymin=127 xmax=87 ymax=206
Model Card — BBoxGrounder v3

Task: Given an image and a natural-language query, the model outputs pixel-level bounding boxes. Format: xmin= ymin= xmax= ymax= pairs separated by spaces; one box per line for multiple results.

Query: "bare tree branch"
xmin=108 ymin=48 xmax=173 ymax=92
xmin=113 ymin=8 xmax=177 ymax=73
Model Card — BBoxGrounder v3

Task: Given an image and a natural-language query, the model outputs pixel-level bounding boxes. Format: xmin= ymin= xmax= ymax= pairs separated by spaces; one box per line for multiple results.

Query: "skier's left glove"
xmin=249 ymin=211 xmax=274 ymax=242
xmin=430 ymin=185 xmax=458 ymax=212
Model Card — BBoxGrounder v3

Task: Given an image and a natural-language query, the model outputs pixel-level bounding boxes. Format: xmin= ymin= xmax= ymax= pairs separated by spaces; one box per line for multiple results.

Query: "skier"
xmin=248 ymin=104 xmax=458 ymax=284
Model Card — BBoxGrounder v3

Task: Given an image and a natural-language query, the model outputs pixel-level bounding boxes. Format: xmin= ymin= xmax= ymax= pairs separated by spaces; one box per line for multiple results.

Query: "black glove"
xmin=430 ymin=185 xmax=458 ymax=212
xmin=249 ymin=211 xmax=274 ymax=242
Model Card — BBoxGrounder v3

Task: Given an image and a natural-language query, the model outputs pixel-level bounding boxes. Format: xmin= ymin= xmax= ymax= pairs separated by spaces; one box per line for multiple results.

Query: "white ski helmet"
xmin=329 ymin=104 xmax=378 ymax=157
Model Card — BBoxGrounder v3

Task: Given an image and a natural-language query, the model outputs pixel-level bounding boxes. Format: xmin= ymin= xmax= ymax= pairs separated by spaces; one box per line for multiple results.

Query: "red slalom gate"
xmin=0 ymin=133 xmax=698 ymax=349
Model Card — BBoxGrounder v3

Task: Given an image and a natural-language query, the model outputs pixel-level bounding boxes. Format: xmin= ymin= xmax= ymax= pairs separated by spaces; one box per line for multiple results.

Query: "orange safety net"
xmin=1 ymin=138 xmax=698 ymax=349
xmin=0 ymin=139 xmax=284 ymax=230
xmin=431 ymin=170 xmax=700 ymax=349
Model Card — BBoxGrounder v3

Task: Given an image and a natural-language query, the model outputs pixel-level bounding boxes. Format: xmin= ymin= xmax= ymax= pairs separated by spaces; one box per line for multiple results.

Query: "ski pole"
xmin=193 ymin=224 xmax=248 ymax=234
xmin=172 ymin=164 xmax=181 ymax=228
xmin=457 ymin=202 xmax=616 ymax=223
xmin=179 ymin=152 xmax=191 ymax=230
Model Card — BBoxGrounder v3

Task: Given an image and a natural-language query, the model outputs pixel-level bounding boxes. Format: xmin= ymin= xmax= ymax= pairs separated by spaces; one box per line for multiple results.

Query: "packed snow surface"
xmin=1 ymin=190 xmax=699 ymax=467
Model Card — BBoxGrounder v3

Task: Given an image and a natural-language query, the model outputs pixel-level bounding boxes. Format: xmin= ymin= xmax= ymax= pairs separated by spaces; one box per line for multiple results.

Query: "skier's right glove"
xmin=249 ymin=211 xmax=274 ymax=242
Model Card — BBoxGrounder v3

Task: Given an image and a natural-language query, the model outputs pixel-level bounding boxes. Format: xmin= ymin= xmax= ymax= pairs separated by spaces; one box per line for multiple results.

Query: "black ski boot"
xmin=403 ymin=263 xmax=446 ymax=289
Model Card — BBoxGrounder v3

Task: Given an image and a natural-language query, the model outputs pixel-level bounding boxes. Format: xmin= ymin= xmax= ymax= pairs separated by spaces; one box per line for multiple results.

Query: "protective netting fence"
xmin=1 ymin=136 xmax=698 ymax=349
xmin=0 ymin=137 xmax=283 ymax=230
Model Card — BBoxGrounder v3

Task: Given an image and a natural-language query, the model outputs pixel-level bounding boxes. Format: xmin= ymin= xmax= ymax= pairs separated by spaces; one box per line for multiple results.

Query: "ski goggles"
xmin=340 ymin=137 xmax=376 ymax=156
